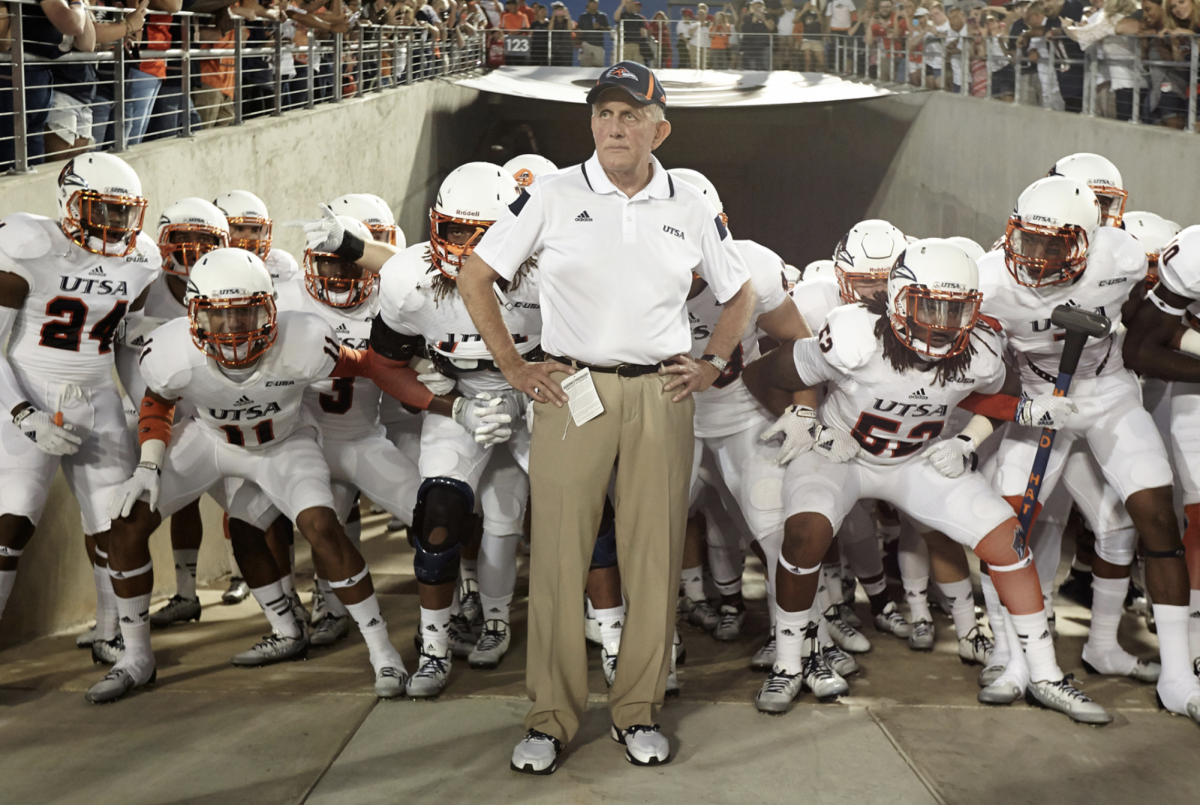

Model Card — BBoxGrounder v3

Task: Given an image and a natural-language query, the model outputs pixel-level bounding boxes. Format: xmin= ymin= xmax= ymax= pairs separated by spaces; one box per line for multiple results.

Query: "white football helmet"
xmin=782 ymin=264 xmax=801 ymax=291
xmin=157 ymin=198 xmax=230 ymax=277
xmin=430 ymin=162 xmax=521 ymax=279
xmin=834 ymin=220 xmax=907 ymax=304
xmin=185 ymin=248 xmax=278 ymax=368
xmin=329 ymin=193 xmax=403 ymax=247
xmin=213 ymin=190 xmax=273 ymax=260
xmin=1005 ymin=176 xmax=1100 ymax=288
xmin=888 ymin=239 xmax=982 ymax=360
xmin=801 ymin=259 xmax=836 ymax=283
xmin=1048 ymin=153 xmax=1126 ymax=227
xmin=57 ymin=153 xmax=148 ymax=257
xmin=1125 ymin=211 xmax=1182 ymax=290
xmin=304 ymin=216 xmax=377 ymax=309
xmin=945 ymin=236 xmax=985 ymax=262
xmin=504 ymin=154 xmax=558 ymax=187
xmin=669 ymin=167 xmax=726 ymax=221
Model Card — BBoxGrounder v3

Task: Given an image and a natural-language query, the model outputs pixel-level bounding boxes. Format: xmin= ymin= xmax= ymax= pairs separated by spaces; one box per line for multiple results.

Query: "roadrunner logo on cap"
xmin=606 ymin=66 xmax=637 ymax=80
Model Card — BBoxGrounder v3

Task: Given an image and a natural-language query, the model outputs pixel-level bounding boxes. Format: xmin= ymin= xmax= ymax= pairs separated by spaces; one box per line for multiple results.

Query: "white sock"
xmin=93 ymin=564 xmax=119 ymax=641
xmin=681 ymin=565 xmax=704 ymax=602
xmin=821 ymin=563 xmax=845 ymax=606
xmin=480 ymin=593 xmax=513 ymax=624
xmin=348 ymin=595 xmax=404 ymax=671
xmin=317 ymin=578 xmax=349 ymax=617
xmin=0 ymin=569 xmax=15 ymax=621
xmin=250 ymin=581 xmax=300 ymax=639
xmin=981 ymin=574 xmax=1009 ymax=666
xmin=862 ymin=577 xmax=887 ymax=597
xmin=815 ymin=604 xmax=834 ymax=648
xmin=774 ymin=606 xmax=811 ymax=674
xmin=937 ymin=578 xmax=976 ymax=637
xmin=345 ymin=517 xmax=362 ymax=547
xmin=1084 ymin=575 xmax=1130 ymax=658
xmin=279 ymin=572 xmax=296 ymax=599
xmin=115 ymin=593 xmax=154 ymax=672
xmin=479 ymin=531 xmax=520 ymax=601
xmin=173 ymin=549 xmax=199 ymax=600
xmin=419 ymin=605 xmax=453 ymax=655
xmin=904 ymin=575 xmax=932 ymax=623
xmin=1153 ymin=603 xmax=1194 ymax=681
xmin=709 ymin=545 xmax=744 ymax=596
xmin=1189 ymin=589 xmax=1200 ymax=666
xmin=1010 ymin=610 xmax=1062 ymax=683
xmin=595 ymin=605 xmax=624 ymax=654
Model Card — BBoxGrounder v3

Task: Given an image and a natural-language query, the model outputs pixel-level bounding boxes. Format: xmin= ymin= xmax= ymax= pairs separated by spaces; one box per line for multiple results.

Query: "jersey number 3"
xmin=38 ymin=296 xmax=127 ymax=354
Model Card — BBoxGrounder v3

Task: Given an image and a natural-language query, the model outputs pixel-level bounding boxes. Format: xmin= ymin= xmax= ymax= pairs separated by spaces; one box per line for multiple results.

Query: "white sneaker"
xmin=511 ymin=729 xmax=563 ymax=775
xmin=684 ymin=598 xmax=720 ymax=631
xmin=823 ymin=644 xmax=858 ymax=677
xmin=873 ymin=601 xmax=913 ymax=638
xmin=838 ymin=602 xmax=863 ymax=630
xmin=85 ymin=661 xmax=156 ymax=704
xmin=908 ymin=619 xmax=935 ymax=652
xmin=231 ymin=633 xmax=309 ymax=667
xmin=468 ymin=619 xmax=511 ymax=669
xmin=824 ymin=607 xmax=871 ymax=654
xmin=978 ymin=661 xmax=1007 ymax=688
xmin=91 ymin=634 xmax=125 ymax=666
xmin=149 ymin=595 xmax=201 ymax=628
xmin=374 ymin=665 xmax=408 ymax=699
xmin=459 ymin=583 xmax=483 ymax=636
xmin=756 ymin=668 xmax=803 ymax=713
xmin=289 ymin=592 xmax=311 ymax=630
xmin=957 ymin=626 xmax=993 ymax=666
xmin=1080 ymin=646 xmax=1160 ymax=683
xmin=751 ymin=631 xmax=776 ymax=672
xmin=407 ymin=646 xmax=452 ymax=698
xmin=713 ymin=604 xmax=745 ymax=642
xmin=612 ymin=724 xmax=670 ymax=766
xmin=76 ymin=626 xmax=97 ymax=649
xmin=803 ymin=647 xmax=849 ymax=701
xmin=601 ymin=646 xmax=618 ymax=687
xmin=447 ymin=612 xmax=477 ymax=659
xmin=310 ymin=613 xmax=351 ymax=647
xmin=222 ymin=576 xmax=250 ymax=605
xmin=1155 ymin=674 xmax=1200 ymax=724
xmin=585 ymin=605 xmax=602 ymax=645
xmin=1027 ymin=675 xmax=1113 ymax=724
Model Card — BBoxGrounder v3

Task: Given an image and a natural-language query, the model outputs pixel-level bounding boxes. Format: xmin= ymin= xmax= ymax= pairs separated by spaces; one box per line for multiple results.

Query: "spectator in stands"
xmin=501 ymin=0 xmax=530 ymax=64
xmin=917 ymin=2 xmax=949 ymax=89
xmin=907 ymin=6 xmax=928 ymax=85
xmin=711 ymin=10 xmax=732 ymax=67
xmin=741 ymin=0 xmax=774 ymax=69
xmin=891 ymin=0 xmax=914 ymax=82
xmin=824 ymin=0 xmax=857 ymax=67
xmin=649 ymin=10 xmax=673 ymax=67
xmin=690 ymin=3 xmax=711 ymax=68
xmin=864 ymin=0 xmax=895 ymax=78
xmin=797 ymin=0 xmax=825 ymax=71
xmin=774 ymin=0 xmax=798 ymax=70
xmin=1164 ymin=0 xmax=1200 ymax=127
xmin=576 ymin=0 xmax=610 ymax=67
xmin=1068 ymin=0 xmax=1141 ymax=119
xmin=677 ymin=7 xmax=694 ymax=67
xmin=613 ymin=0 xmax=649 ymax=63
xmin=547 ymin=2 xmax=575 ymax=66
xmin=943 ymin=2 xmax=967 ymax=91
xmin=964 ymin=9 xmax=990 ymax=96
xmin=985 ymin=9 xmax=1015 ymax=99
xmin=1137 ymin=0 xmax=1177 ymax=124
xmin=1041 ymin=0 xmax=1085 ymax=110
xmin=1011 ymin=1 xmax=1047 ymax=105
xmin=195 ymin=7 xmax=241 ymax=128
xmin=514 ymin=0 xmax=535 ymax=25
xmin=0 ymin=0 xmax=90 ymax=170
xmin=530 ymin=2 xmax=549 ymax=65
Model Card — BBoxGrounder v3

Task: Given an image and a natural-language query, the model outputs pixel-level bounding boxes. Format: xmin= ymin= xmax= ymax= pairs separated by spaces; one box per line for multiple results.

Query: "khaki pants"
xmin=580 ymin=41 xmax=606 ymax=67
xmin=193 ymin=87 xmax=233 ymax=128
xmin=525 ymin=370 xmax=694 ymax=742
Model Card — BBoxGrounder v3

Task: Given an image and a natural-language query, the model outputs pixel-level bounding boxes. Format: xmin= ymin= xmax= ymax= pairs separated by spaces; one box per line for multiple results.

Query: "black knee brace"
xmin=411 ymin=477 xmax=475 ymax=585
xmin=589 ymin=496 xmax=618 ymax=570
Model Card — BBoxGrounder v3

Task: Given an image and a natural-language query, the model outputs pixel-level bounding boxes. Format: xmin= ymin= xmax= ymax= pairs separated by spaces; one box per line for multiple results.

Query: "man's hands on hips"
xmin=501 ymin=358 xmax=575 ymax=407
xmin=660 ymin=353 xmax=721 ymax=402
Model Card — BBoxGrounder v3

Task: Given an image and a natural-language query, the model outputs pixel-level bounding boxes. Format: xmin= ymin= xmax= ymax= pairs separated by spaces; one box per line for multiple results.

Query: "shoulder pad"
xmin=267 ymin=249 xmax=300 ymax=281
xmin=274 ymin=278 xmax=309 ymax=313
xmin=0 ymin=213 xmax=57 ymax=262
xmin=736 ymin=239 xmax=789 ymax=295
xmin=276 ymin=311 xmax=339 ymax=379
xmin=138 ymin=318 xmax=198 ymax=397
xmin=379 ymin=244 xmax=432 ymax=318
xmin=974 ymin=249 xmax=1008 ymax=292
xmin=1094 ymin=226 xmax=1149 ymax=279
xmin=822 ymin=304 xmax=880 ymax=373
xmin=791 ymin=277 xmax=841 ymax=334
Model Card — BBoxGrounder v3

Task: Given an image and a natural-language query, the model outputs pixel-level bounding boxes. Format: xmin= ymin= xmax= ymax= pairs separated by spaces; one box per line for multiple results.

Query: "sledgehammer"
xmin=1014 ymin=304 xmax=1113 ymax=550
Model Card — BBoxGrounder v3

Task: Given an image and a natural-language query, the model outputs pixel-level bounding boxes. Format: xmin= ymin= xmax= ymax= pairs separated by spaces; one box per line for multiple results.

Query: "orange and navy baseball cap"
xmin=585 ymin=61 xmax=667 ymax=109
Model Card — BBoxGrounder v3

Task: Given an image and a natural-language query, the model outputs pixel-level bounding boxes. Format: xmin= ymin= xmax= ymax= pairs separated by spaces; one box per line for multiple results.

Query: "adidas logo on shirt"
xmin=88 ymin=266 xmax=106 ymax=277
xmin=335 ymin=323 xmax=350 ymax=333
xmin=909 ymin=389 xmax=927 ymax=400
xmin=233 ymin=395 xmax=254 ymax=406
xmin=575 ymin=211 xmax=593 ymax=222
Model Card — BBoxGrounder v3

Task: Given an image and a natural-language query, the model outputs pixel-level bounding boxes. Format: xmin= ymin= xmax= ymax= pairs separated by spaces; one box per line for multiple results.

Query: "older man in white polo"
xmin=460 ymin=61 xmax=754 ymax=774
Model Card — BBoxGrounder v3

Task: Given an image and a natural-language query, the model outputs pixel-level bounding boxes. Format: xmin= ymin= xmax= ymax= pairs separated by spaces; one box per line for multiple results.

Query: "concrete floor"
xmin=2 ymin=511 xmax=1198 ymax=805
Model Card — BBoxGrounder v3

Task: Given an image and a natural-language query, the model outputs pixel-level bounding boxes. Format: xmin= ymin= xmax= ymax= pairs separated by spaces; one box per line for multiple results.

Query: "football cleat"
xmin=1026 ymin=675 xmax=1113 ymax=725
xmin=838 ymin=602 xmax=863 ymax=630
xmin=407 ymin=646 xmax=452 ymax=698
xmin=511 ymin=729 xmax=563 ymax=775
xmin=85 ymin=663 xmax=157 ymax=704
xmin=978 ymin=663 xmax=1006 ymax=688
xmin=91 ymin=634 xmax=125 ymax=665
xmin=684 ymin=598 xmax=720 ymax=631
xmin=222 ymin=576 xmax=250 ymax=605
xmin=823 ymin=644 xmax=858 ymax=677
xmin=908 ymin=619 xmax=935 ymax=652
xmin=231 ymin=633 xmax=308 ymax=667
xmin=601 ymin=646 xmax=619 ymax=687
xmin=310 ymin=583 xmax=328 ymax=622
xmin=612 ymin=723 xmax=670 ymax=766
xmin=751 ymin=631 xmax=776 ymax=672
xmin=873 ymin=601 xmax=913 ymax=638
xmin=802 ymin=647 xmax=849 ymax=701
xmin=756 ymin=668 xmax=803 ymax=714
xmin=289 ymin=592 xmax=311 ymax=628
xmin=310 ymin=613 xmax=351 ymax=647
xmin=713 ymin=604 xmax=745 ymax=642
xmin=374 ymin=665 xmax=408 ymax=699
xmin=958 ymin=626 xmax=993 ymax=666
xmin=76 ymin=626 xmax=97 ymax=648
xmin=150 ymin=595 xmax=201 ymax=628
xmin=824 ymin=607 xmax=871 ymax=653
xmin=460 ymin=583 xmax=483 ymax=636
xmin=978 ymin=660 xmax=1028 ymax=705
xmin=468 ymin=619 xmax=511 ymax=669
xmin=447 ymin=612 xmax=477 ymax=659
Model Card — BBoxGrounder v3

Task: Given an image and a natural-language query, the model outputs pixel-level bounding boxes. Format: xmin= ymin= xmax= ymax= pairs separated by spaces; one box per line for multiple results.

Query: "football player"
xmin=743 ymin=239 xmax=1108 ymax=723
xmin=90 ymin=247 xmax=447 ymax=703
xmin=977 ymin=175 xmax=1195 ymax=720
xmin=328 ymin=194 xmax=406 ymax=248
xmin=213 ymin=191 xmax=299 ymax=284
xmin=0 ymin=154 xmax=158 ymax=667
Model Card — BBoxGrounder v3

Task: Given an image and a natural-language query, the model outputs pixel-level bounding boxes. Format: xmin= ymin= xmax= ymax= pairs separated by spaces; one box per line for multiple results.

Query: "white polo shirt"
xmin=474 ymin=152 xmax=751 ymax=367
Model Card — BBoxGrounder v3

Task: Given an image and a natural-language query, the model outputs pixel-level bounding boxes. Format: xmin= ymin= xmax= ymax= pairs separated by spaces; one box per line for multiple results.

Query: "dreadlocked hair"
xmin=862 ymin=292 xmax=977 ymax=387
xmin=424 ymin=246 xmax=537 ymax=305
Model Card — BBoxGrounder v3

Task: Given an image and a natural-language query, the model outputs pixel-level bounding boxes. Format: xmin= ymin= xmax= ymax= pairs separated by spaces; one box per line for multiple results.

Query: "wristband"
xmin=334 ymin=231 xmax=365 ymax=262
xmin=957 ymin=414 xmax=994 ymax=449
xmin=12 ymin=405 xmax=35 ymax=426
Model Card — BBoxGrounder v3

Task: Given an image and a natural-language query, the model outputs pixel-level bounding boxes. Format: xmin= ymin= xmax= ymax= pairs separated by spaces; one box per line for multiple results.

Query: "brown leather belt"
xmin=549 ymin=355 xmax=665 ymax=378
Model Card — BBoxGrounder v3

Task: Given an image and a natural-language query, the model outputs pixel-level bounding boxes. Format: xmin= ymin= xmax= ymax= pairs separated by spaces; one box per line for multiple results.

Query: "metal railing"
xmin=1 ymin=1 xmax=485 ymax=175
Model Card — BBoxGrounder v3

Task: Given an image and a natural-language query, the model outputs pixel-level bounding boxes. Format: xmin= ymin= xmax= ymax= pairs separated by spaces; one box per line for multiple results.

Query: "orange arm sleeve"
xmin=957 ymin=392 xmax=1019 ymax=421
xmin=138 ymin=396 xmax=176 ymax=445
xmin=331 ymin=345 xmax=435 ymax=411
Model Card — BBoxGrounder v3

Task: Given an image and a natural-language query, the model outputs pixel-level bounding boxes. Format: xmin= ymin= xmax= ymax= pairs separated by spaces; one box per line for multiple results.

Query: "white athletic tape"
xmin=778 ymin=553 xmax=820 ymax=576
xmin=328 ymin=564 xmax=370 ymax=589
xmin=108 ymin=560 xmax=153 ymax=580
xmin=0 ymin=545 xmax=23 ymax=558
xmin=987 ymin=554 xmax=1033 ymax=574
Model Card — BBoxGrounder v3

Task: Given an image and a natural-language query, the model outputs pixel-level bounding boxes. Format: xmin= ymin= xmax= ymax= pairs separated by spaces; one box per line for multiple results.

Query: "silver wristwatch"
xmin=700 ymin=353 xmax=728 ymax=373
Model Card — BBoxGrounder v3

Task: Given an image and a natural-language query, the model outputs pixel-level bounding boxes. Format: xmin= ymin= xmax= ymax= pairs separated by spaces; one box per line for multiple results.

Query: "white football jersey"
xmin=0 ymin=213 xmax=159 ymax=388
xmin=793 ymin=304 xmax=1006 ymax=465
xmin=688 ymin=239 xmax=789 ymax=438
xmin=139 ymin=311 xmax=338 ymax=450
xmin=790 ymin=274 xmax=841 ymax=333
xmin=142 ymin=274 xmax=187 ymax=320
xmin=378 ymin=242 xmax=542 ymax=397
xmin=266 ymin=249 xmax=299 ymax=284
xmin=276 ymin=280 xmax=384 ymax=442
xmin=977 ymin=227 xmax=1145 ymax=384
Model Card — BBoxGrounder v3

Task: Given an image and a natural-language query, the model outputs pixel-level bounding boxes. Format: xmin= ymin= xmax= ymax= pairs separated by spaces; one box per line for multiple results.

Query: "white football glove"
xmin=303 ymin=203 xmax=345 ymax=253
xmin=921 ymin=435 xmax=978 ymax=479
xmin=1015 ymin=394 xmax=1077 ymax=430
xmin=13 ymin=407 xmax=82 ymax=456
xmin=452 ymin=390 xmax=530 ymax=445
xmin=107 ymin=462 xmax=162 ymax=520
xmin=811 ymin=426 xmax=861 ymax=464
xmin=759 ymin=405 xmax=821 ymax=465
xmin=417 ymin=369 xmax=456 ymax=396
